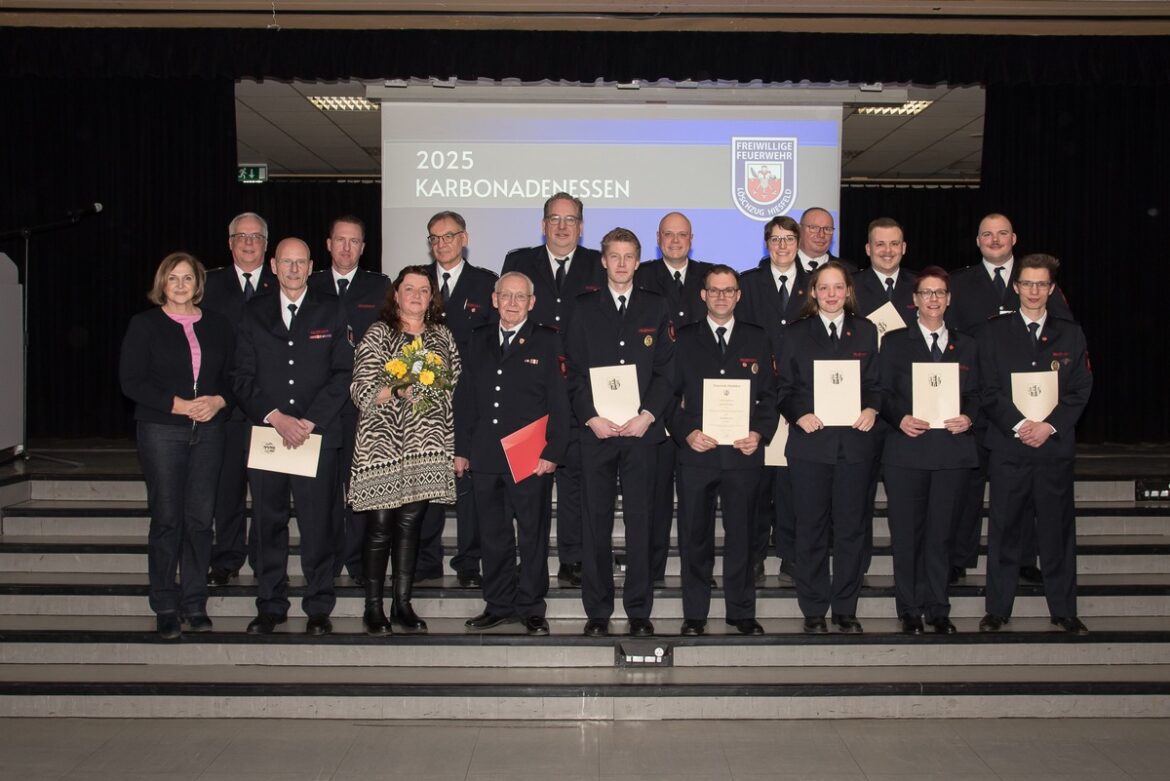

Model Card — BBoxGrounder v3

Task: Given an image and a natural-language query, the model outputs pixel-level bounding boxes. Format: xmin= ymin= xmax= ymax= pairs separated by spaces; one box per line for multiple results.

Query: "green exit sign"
xmin=238 ymin=164 xmax=268 ymax=184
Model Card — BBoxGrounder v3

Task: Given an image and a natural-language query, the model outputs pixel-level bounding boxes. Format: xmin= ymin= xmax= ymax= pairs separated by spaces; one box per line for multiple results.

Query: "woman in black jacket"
xmin=119 ymin=252 xmax=236 ymax=638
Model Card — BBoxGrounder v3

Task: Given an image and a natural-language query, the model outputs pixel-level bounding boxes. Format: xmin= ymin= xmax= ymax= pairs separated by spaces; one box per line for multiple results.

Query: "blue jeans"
xmin=136 ymin=420 xmax=225 ymax=616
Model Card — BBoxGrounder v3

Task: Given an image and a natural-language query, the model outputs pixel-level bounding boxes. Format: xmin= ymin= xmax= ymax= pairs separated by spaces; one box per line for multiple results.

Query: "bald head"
xmin=271 ymin=237 xmax=313 ymax=298
xmin=657 ymin=211 xmax=694 ymax=267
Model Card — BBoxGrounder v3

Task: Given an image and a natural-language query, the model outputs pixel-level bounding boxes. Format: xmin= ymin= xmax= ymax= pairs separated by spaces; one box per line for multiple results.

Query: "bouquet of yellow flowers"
xmin=383 ymin=336 xmax=454 ymax=414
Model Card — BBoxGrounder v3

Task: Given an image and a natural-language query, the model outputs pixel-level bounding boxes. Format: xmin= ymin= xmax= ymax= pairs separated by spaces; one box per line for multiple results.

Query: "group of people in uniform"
xmin=121 ymin=194 xmax=1092 ymax=640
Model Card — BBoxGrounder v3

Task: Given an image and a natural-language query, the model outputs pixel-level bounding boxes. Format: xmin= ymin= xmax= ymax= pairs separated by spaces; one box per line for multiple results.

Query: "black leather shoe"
xmin=181 ymin=614 xmax=213 ymax=633
xmin=524 ymin=615 xmax=550 ymax=636
xmin=246 ymin=612 xmax=286 ymax=635
xmin=899 ymin=615 xmax=924 ymax=635
xmin=1019 ymin=565 xmax=1044 ymax=584
xmin=456 ymin=570 xmax=482 ymax=588
xmin=831 ymin=613 xmax=863 ymax=633
xmin=628 ymin=618 xmax=655 ymax=637
xmin=727 ymin=618 xmax=764 ymax=636
xmin=558 ymin=562 xmax=582 ymax=588
xmin=979 ymin=613 xmax=1009 ymax=632
xmin=206 ymin=568 xmax=237 ymax=587
xmin=680 ymin=619 xmax=706 ymax=636
xmin=1051 ymin=616 xmax=1089 ymax=635
xmin=305 ymin=613 xmax=333 ymax=636
xmin=584 ymin=618 xmax=610 ymax=637
xmin=948 ymin=566 xmax=966 ymax=585
xmin=753 ymin=560 xmax=765 ymax=586
xmin=465 ymin=610 xmax=514 ymax=630
xmin=802 ymin=616 xmax=828 ymax=634
xmin=930 ymin=617 xmax=958 ymax=635
xmin=156 ymin=613 xmax=181 ymax=639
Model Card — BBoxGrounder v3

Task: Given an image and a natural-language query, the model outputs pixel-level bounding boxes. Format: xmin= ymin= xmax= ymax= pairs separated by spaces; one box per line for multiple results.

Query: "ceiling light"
xmin=856 ymin=100 xmax=933 ymax=117
xmin=307 ymin=96 xmax=379 ymax=112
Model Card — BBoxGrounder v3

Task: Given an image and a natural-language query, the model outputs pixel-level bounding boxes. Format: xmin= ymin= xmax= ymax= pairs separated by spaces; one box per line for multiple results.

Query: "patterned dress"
xmin=349 ymin=321 xmax=461 ymax=511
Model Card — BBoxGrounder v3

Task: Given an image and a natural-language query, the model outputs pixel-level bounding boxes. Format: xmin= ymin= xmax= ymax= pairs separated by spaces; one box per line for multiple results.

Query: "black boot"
xmin=362 ymin=509 xmax=393 ymax=636
xmin=391 ymin=500 xmax=428 ymax=633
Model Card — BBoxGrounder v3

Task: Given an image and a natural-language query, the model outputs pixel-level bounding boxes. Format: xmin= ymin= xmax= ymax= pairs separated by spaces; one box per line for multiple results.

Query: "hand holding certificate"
xmin=589 ymin=364 xmax=641 ymax=424
xmin=701 ymin=379 xmax=751 ymax=445
xmin=1012 ymin=370 xmax=1059 ymax=422
xmin=866 ymin=300 xmax=907 ymax=347
xmin=247 ymin=426 xmax=322 ymax=477
xmin=912 ymin=362 xmax=960 ymax=428
xmin=813 ymin=359 xmax=861 ymax=426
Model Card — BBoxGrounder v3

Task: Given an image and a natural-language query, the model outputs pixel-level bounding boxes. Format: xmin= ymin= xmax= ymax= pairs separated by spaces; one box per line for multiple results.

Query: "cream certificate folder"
xmin=912 ymin=362 xmax=960 ymax=428
xmin=248 ymin=426 xmax=322 ymax=478
xmin=1011 ymin=370 xmax=1059 ymax=422
xmin=702 ymin=378 xmax=751 ymax=444
xmin=814 ymin=359 xmax=861 ymax=426
xmin=866 ymin=301 xmax=907 ymax=347
xmin=589 ymin=364 xmax=641 ymax=424
xmin=764 ymin=415 xmax=789 ymax=467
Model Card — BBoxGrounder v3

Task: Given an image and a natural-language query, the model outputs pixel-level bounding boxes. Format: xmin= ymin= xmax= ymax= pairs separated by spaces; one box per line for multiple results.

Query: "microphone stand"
xmin=0 ymin=209 xmax=101 ymax=468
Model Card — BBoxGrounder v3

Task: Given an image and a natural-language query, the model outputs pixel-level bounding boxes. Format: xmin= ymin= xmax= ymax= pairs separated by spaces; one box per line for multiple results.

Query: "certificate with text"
xmin=247 ymin=427 xmax=322 ymax=478
xmin=589 ymin=364 xmax=641 ymax=424
xmin=1011 ymin=370 xmax=1059 ymax=422
xmin=912 ymin=362 xmax=960 ymax=428
xmin=702 ymin=379 xmax=751 ymax=445
xmin=866 ymin=300 xmax=907 ymax=348
xmin=813 ymin=359 xmax=861 ymax=426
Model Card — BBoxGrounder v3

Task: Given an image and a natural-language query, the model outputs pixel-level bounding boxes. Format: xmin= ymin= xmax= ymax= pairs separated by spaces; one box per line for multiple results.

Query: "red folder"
xmin=500 ymin=415 xmax=549 ymax=484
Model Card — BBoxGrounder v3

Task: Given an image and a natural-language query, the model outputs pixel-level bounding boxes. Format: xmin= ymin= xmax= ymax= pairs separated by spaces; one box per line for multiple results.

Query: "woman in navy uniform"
xmin=120 ymin=252 xmax=234 ymax=638
xmin=878 ymin=266 xmax=979 ymax=635
xmin=776 ymin=261 xmax=880 ymax=634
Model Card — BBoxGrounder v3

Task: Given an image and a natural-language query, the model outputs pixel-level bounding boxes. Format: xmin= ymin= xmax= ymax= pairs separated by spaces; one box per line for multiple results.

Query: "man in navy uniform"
xmin=565 ymin=227 xmax=675 ymax=637
xmin=204 ymin=212 xmax=275 ymax=587
xmin=976 ymin=253 xmax=1092 ymax=635
xmin=738 ymin=215 xmax=807 ymax=586
xmin=633 ymin=211 xmax=712 ymax=587
xmin=947 ymin=213 xmax=1075 ymax=586
xmin=454 ymin=271 xmax=570 ymax=635
xmin=233 ymin=237 xmax=353 ymax=636
xmin=797 ymin=207 xmax=856 ymax=273
xmin=418 ymin=210 xmax=498 ymax=588
xmin=307 ymin=215 xmax=389 ymax=585
xmin=502 ymin=192 xmax=605 ymax=588
xmin=671 ymin=264 xmax=778 ymax=636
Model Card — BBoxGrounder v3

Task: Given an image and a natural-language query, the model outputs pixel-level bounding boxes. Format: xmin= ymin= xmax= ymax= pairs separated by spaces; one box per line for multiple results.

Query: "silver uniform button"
xmin=288 ymin=340 xmax=294 ymax=346
xmin=288 ymin=359 xmax=294 ymax=365
xmin=619 ymin=359 xmax=626 ymax=365
xmin=619 ymin=340 xmax=625 ymax=346
xmin=720 ymin=369 xmax=726 ymax=375
xmin=492 ymin=419 xmax=498 ymax=425
xmin=493 ymin=402 xmax=499 ymax=408
xmin=289 ymin=399 xmax=295 ymax=404
xmin=495 ymin=386 xmax=501 ymax=391
xmin=289 ymin=379 xmax=295 ymax=385
xmin=497 ymin=369 xmax=503 ymax=375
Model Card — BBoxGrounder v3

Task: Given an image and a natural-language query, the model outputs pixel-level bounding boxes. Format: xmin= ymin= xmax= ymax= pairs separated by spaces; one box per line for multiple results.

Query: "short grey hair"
xmin=228 ymin=211 xmax=269 ymax=239
xmin=495 ymin=271 xmax=535 ymax=296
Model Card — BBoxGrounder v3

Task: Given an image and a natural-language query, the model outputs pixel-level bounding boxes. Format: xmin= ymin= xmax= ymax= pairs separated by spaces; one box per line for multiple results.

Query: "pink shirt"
xmin=166 ymin=312 xmax=202 ymax=385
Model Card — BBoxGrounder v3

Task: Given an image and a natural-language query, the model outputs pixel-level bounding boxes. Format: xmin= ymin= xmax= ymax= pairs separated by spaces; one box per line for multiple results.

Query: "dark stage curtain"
xmin=981 ymin=83 xmax=1170 ymax=443
xmin=0 ymin=78 xmax=238 ymax=439
xmin=236 ymin=179 xmax=383 ymax=274
xmin=840 ymin=185 xmax=985 ymax=272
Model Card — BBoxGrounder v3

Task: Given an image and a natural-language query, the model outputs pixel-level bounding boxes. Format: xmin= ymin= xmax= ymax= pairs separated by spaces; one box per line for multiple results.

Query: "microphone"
xmin=67 ymin=202 xmax=103 ymax=220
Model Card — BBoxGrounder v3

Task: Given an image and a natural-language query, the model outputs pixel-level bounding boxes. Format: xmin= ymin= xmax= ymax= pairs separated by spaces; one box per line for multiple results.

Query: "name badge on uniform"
xmin=309 ymin=328 xmax=332 ymax=340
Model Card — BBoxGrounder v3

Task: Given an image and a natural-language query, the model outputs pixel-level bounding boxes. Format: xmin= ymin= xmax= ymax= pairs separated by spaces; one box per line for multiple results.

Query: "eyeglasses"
xmin=544 ymin=215 xmax=580 ymax=227
xmin=800 ymin=225 xmax=834 ymax=235
xmin=705 ymin=287 xmax=739 ymax=298
xmin=767 ymin=235 xmax=797 ymax=246
xmin=496 ymin=292 xmax=531 ymax=303
xmin=230 ymin=232 xmax=266 ymax=243
xmin=427 ymin=231 xmax=465 ymax=245
xmin=1016 ymin=280 xmax=1052 ymax=291
xmin=914 ymin=289 xmax=949 ymax=299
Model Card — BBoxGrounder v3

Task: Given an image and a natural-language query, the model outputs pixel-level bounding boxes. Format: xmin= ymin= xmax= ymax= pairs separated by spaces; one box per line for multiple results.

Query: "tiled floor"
xmin=0 ymin=717 xmax=1168 ymax=780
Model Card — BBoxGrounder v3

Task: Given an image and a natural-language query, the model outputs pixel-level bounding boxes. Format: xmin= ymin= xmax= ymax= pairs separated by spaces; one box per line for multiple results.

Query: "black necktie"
xmin=287 ymin=303 xmax=298 ymax=329
xmin=673 ymin=269 xmax=683 ymax=290
xmin=441 ymin=272 xmax=451 ymax=301
xmin=808 ymin=260 xmax=819 ymax=270
xmin=500 ymin=328 xmax=515 ymax=351
xmin=555 ymin=258 xmax=568 ymax=292
xmin=618 ymin=294 xmax=627 ymax=317
xmin=930 ymin=332 xmax=943 ymax=362
xmin=777 ymin=274 xmax=789 ymax=312
xmin=1027 ymin=321 xmax=1040 ymax=352
xmin=243 ymin=272 xmax=255 ymax=301
xmin=829 ymin=320 xmax=839 ymax=349
xmin=885 ymin=277 xmax=895 ymax=301
xmin=993 ymin=266 xmax=1006 ymax=300
xmin=337 ymin=278 xmax=349 ymax=299
xmin=716 ymin=326 xmax=727 ymax=355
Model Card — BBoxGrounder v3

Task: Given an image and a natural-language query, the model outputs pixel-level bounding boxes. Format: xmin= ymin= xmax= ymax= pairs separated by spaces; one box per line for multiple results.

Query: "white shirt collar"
xmin=332 ymin=267 xmax=357 ymax=293
xmin=799 ymin=250 xmax=829 ymax=271
xmin=500 ymin=318 xmax=527 ymax=343
xmin=983 ymin=256 xmax=1013 ymax=281
xmin=609 ymin=286 xmax=633 ymax=310
xmin=436 ymin=260 xmax=464 ymax=293
xmin=664 ymin=259 xmax=689 ymax=283
xmin=873 ymin=268 xmax=900 ymax=286
xmin=235 ymin=264 xmax=262 ymax=291
xmin=279 ymin=289 xmax=305 ymax=328
xmin=818 ymin=311 xmax=845 ymax=335
xmin=917 ymin=319 xmax=949 ymax=351
xmin=772 ymin=264 xmax=797 ymax=289
xmin=708 ymin=316 xmax=734 ymax=341
xmin=1019 ymin=309 xmax=1047 ymax=335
